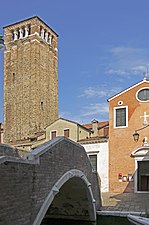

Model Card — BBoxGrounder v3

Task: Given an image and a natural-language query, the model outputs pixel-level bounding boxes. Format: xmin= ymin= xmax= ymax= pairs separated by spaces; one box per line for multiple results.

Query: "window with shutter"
xmin=64 ymin=129 xmax=69 ymax=138
xmin=51 ymin=131 xmax=56 ymax=139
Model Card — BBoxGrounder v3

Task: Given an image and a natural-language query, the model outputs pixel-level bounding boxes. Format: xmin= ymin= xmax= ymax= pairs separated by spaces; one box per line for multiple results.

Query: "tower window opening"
xmin=51 ymin=35 xmax=54 ymax=44
xmin=28 ymin=25 xmax=31 ymax=35
xmin=12 ymin=31 xmax=14 ymax=40
xmin=22 ymin=28 xmax=25 ymax=37
xmin=41 ymin=101 xmax=43 ymax=110
xmin=12 ymin=73 xmax=15 ymax=83
xmin=44 ymin=30 xmax=46 ymax=40
xmin=39 ymin=26 xmax=42 ymax=36
xmin=49 ymin=34 xmax=52 ymax=45
xmin=17 ymin=29 xmax=20 ymax=39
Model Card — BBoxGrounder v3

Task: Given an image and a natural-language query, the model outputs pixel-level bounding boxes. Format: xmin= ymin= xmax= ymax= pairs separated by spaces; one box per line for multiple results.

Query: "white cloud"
xmin=59 ymin=111 xmax=87 ymax=124
xmin=131 ymin=66 xmax=147 ymax=75
xmin=59 ymin=102 xmax=109 ymax=124
xmin=80 ymin=85 xmax=122 ymax=98
xmin=106 ymin=69 xmax=130 ymax=76
xmin=59 ymin=111 xmax=71 ymax=119
xmin=81 ymin=103 xmax=109 ymax=117
xmin=106 ymin=46 xmax=149 ymax=78
xmin=109 ymin=47 xmax=140 ymax=56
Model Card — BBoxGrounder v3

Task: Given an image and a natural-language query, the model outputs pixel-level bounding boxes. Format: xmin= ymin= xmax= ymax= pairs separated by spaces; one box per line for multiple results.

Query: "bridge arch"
xmin=33 ymin=169 xmax=96 ymax=225
xmin=0 ymin=137 xmax=101 ymax=225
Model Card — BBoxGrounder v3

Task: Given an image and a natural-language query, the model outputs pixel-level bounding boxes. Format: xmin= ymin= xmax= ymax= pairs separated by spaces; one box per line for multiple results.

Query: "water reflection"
xmin=41 ymin=215 xmax=131 ymax=225
xmin=41 ymin=218 xmax=95 ymax=225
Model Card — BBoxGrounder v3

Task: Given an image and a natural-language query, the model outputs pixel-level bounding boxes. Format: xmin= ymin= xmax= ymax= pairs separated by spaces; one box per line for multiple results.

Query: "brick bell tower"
xmin=3 ymin=16 xmax=58 ymax=144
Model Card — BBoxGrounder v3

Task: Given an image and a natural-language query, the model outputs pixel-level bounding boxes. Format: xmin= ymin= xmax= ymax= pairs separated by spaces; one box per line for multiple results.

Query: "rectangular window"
xmin=88 ymin=155 xmax=97 ymax=172
xmin=64 ymin=129 xmax=69 ymax=138
xmin=114 ymin=106 xmax=128 ymax=128
xmin=51 ymin=131 xmax=56 ymax=139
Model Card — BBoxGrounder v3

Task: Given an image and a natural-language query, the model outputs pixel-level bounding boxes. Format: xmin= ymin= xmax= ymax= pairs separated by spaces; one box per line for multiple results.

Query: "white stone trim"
xmin=24 ymin=41 xmax=30 ymax=45
xmin=108 ymin=80 xmax=149 ymax=102
xmin=33 ymin=169 xmax=96 ymax=225
xmin=136 ymin=87 xmax=149 ymax=103
xmin=97 ymin=211 xmax=145 ymax=217
xmin=13 ymin=30 xmax=18 ymax=41
xmin=131 ymin=146 xmax=149 ymax=157
xmin=134 ymin=157 xmax=142 ymax=192
xmin=4 ymin=50 xmax=10 ymax=53
xmin=30 ymin=39 xmax=40 ymax=44
xmin=114 ymin=106 xmax=128 ymax=128
xmin=25 ymin=27 xmax=29 ymax=37
xmin=134 ymin=156 xmax=149 ymax=192
xmin=19 ymin=28 xmax=23 ymax=39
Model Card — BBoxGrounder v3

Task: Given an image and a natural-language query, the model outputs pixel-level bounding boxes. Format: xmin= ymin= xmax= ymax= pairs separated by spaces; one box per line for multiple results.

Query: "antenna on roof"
xmin=143 ymin=67 xmax=149 ymax=80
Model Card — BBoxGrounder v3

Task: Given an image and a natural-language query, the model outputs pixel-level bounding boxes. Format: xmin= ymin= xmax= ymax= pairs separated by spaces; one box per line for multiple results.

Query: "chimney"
xmin=92 ymin=119 xmax=98 ymax=137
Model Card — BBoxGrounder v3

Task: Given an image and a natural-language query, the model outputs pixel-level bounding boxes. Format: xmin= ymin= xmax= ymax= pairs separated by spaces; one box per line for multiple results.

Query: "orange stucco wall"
xmin=109 ymin=80 xmax=149 ymax=193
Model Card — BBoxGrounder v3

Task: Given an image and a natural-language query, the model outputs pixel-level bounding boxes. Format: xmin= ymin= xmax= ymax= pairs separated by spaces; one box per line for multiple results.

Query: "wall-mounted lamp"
xmin=133 ymin=131 xmax=139 ymax=142
xmin=133 ymin=123 xmax=149 ymax=142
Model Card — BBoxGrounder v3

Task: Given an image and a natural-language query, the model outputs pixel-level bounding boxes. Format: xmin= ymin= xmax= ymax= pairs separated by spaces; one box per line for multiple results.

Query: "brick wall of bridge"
xmin=0 ymin=137 xmax=101 ymax=225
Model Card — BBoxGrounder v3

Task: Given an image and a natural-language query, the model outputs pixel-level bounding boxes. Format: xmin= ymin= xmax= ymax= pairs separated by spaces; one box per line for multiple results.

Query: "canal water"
xmin=41 ymin=215 xmax=132 ymax=225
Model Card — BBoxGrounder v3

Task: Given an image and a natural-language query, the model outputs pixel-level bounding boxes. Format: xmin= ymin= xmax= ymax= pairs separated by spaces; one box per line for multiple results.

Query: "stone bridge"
xmin=0 ymin=137 xmax=101 ymax=225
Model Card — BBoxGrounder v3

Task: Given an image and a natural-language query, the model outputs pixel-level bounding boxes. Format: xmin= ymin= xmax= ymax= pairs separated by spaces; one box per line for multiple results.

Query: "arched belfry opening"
xmin=33 ymin=170 xmax=96 ymax=225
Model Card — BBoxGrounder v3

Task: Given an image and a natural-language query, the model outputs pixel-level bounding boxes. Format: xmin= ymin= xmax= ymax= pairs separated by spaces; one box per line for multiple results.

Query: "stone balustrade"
xmin=12 ymin=25 xmax=54 ymax=45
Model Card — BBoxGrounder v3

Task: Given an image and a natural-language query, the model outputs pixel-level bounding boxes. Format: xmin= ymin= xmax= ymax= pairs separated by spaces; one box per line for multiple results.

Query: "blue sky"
xmin=1 ymin=1 xmax=149 ymax=124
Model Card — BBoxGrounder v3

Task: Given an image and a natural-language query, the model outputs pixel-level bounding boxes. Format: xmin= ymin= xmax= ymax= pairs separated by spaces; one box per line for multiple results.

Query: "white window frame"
xmin=114 ymin=106 xmax=128 ymax=128
xmin=136 ymin=87 xmax=149 ymax=102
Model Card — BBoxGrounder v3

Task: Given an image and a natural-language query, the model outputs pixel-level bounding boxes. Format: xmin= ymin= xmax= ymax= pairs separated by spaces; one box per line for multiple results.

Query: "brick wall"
xmin=3 ymin=17 xmax=58 ymax=144
xmin=0 ymin=137 xmax=101 ymax=225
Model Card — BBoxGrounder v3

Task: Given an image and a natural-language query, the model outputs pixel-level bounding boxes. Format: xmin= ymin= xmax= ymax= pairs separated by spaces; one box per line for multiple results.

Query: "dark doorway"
xmin=141 ymin=175 xmax=149 ymax=191
xmin=138 ymin=161 xmax=149 ymax=191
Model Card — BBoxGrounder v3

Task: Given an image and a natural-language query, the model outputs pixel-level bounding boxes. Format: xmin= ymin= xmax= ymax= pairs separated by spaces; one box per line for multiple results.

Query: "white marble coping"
xmin=97 ymin=211 xmax=146 ymax=217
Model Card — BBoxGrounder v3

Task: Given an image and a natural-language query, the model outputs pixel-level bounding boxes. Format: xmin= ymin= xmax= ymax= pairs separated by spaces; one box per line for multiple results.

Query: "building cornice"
xmin=108 ymin=79 xmax=149 ymax=102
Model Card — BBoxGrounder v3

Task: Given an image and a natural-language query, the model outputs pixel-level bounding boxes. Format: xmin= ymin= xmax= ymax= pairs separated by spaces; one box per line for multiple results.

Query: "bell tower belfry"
xmin=3 ymin=16 xmax=58 ymax=144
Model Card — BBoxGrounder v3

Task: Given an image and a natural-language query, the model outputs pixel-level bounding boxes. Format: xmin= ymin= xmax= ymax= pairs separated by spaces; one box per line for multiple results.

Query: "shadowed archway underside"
xmin=33 ymin=169 xmax=96 ymax=225
xmin=43 ymin=177 xmax=92 ymax=221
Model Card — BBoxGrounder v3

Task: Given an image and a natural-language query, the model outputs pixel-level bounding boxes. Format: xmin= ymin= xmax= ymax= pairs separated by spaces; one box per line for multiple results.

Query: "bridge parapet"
xmin=0 ymin=137 xmax=101 ymax=225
